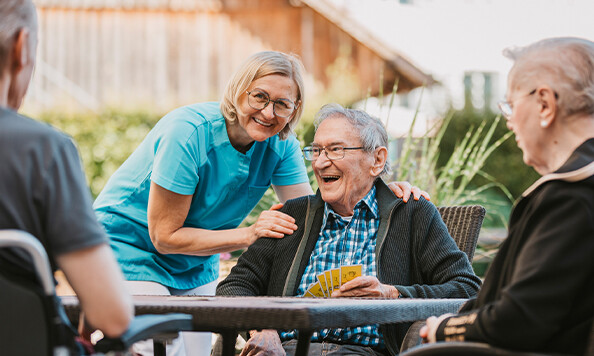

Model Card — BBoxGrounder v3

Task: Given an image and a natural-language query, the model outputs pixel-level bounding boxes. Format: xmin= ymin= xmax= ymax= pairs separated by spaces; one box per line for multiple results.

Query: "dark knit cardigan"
xmin=217 ymin=179 xmax=481 ymax=355
xmin=435 ymin=138 xmax=594 ymax=355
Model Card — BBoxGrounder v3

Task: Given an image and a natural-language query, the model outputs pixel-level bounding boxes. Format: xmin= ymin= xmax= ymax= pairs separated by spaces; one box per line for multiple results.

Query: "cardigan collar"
xmin=522 ymin=138 xmax=594 ymax=197
xmin=310 ymin=178 xmax=401 ymax=218
xmin=310 ymin=179 xmax=403 ymax=261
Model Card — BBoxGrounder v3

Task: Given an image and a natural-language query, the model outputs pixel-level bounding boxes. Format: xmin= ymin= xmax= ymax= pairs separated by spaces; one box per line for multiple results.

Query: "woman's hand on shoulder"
xmin=248 ymin=203 xmax=298 ymax=244
xmin=387 ymin=181 xmax=431 ymax=203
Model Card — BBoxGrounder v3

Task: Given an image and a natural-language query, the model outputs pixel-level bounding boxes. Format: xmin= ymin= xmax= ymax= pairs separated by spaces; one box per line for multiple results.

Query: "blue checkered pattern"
xmin=280 ymin=186 xmax=384 ymax=348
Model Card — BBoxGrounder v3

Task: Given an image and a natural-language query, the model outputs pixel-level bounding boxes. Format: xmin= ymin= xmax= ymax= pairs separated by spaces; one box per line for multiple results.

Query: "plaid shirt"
xmin=280 ymin=186 xmax=384 ymax=348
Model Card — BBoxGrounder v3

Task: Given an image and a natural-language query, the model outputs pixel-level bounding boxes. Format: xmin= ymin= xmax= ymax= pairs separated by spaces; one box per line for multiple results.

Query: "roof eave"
xmin=295 ymin=0 xmax=435 ymax=90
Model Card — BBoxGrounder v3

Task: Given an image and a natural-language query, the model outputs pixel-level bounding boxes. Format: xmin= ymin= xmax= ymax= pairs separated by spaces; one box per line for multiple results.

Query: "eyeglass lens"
xmin=303 ymin=146 xmax=344 ymax=161
xmin=498 ymin=89 xmax=537 ymax=119
xmin=247 ymin=90 xmax=295 ymax=118
xmin=498 ymin=101 xmax=512 ymax=118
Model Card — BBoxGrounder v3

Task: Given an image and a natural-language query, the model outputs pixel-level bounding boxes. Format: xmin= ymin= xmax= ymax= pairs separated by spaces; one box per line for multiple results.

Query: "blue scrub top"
xmin=94 ymin=102 xmax=309 ymax=289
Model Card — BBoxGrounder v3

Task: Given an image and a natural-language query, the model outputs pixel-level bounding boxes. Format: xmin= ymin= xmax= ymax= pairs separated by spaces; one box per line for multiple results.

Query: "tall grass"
xmin=387 ymin=88 xmax=514 ymax=226
xmin=396 ymin=111 xmax=514 ymax=202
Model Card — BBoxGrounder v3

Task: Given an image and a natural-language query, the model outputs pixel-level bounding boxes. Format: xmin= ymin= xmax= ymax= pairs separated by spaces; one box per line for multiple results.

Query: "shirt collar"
xmin=321 ymin=185 xmax=379 ymax=226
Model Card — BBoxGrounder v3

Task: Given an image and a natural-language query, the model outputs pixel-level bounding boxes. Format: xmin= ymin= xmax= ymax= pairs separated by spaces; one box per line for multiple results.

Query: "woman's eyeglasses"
xmin=246 ymin=90 xmax=297 ymax=118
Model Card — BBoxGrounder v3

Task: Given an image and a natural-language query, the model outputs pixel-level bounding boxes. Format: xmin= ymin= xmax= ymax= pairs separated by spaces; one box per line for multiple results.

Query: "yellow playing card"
xmin=306 ymin=281 xmax=326 ymax=298
xmin=330 ymin=268 xmax=341 ymax=291
xmin=340 ymin=264 xmax=363 ymax=285
xmin=317 ymin=273 xmax=329 ymax=295
xmin=324 ymin=270 xmax=333 ymax=293
xmin=303 ymin=291 xmax=316 ymax=298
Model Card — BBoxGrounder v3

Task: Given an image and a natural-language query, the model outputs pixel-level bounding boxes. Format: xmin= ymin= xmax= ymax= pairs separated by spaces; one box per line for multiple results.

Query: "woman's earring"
xmin=540 ymin=120 xmax=548 ymax=128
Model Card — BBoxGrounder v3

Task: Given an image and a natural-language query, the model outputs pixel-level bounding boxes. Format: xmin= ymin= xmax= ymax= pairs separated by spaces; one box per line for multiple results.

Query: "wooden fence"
xmin=27 ymin=0 xmax=429 ymax=112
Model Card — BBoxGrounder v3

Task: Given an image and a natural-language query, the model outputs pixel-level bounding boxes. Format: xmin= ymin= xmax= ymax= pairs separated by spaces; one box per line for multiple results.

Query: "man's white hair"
xmin=314 ymin=103 xmax=391 ymax=176
xmin=0 ymin=0 xmax=37 ymax=76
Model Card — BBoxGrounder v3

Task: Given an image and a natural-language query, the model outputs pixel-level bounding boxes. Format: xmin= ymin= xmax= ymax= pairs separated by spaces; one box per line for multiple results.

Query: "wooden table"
xmin=62 ymin=295 xmax=465 ymax=355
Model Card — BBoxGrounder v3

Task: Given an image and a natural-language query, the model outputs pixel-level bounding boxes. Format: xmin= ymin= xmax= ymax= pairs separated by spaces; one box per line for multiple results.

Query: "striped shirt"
xmin=280 ymin=186 xmax=384 ymax=348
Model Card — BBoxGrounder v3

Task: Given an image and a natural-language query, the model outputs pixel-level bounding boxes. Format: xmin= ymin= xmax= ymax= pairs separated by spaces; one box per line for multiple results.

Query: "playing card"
xmin=330 ymin=268 xmax=341 ymax=291
xmin=324 ymin=270 xmax=333 ymax=293
xmin=340 ymin=264 xmax=363 ymax=285
xmin=317 ymin=273 xmax=330 ymax=295
xmin=305 ymin=281 xmax=326 ymax=298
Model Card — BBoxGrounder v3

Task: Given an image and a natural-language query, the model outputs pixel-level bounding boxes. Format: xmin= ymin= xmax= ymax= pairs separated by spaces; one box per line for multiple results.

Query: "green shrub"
xmin=38 ymin=109 xmax=163 ymax=197
xmin=438 ymin=108 xmax=541 ymax=199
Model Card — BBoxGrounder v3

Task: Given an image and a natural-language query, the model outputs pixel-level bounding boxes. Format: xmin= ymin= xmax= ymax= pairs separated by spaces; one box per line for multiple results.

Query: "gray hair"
xmin=314 ymin=103 xmax=391 ymax=176
xmin=504 ymin=37 xmax=594 ymax=118
xmin=0 ymin=0 xmax=37 ymax=76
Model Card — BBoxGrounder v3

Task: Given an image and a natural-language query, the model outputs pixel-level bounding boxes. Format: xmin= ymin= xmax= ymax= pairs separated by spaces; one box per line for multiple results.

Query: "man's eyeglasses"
xmin=246 ymin=89 xmax=297 ymax=118
xmin=497 ymin=89 xmax=536 ymax=120
xmin=302 ymin=145 xmax=364 ymax=161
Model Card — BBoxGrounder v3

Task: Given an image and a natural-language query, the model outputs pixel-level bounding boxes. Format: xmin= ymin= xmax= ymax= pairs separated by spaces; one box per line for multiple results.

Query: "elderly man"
xmin=217 ymin=104 xmax=481 ymax=355
xmin=420 ymin=38 xmax=594 ymax=355
xmin=0 ymin=0 xmax=133 ymax=347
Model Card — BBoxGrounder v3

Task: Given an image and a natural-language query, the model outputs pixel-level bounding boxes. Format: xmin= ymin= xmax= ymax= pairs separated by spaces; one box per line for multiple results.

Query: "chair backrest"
xmin=0 ymin=229 xmax=76 ymax=356
xmin=437 ymin=205 xmax=486 ymax=263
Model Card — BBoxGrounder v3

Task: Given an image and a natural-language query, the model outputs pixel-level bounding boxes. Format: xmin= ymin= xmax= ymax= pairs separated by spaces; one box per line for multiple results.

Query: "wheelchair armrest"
xmin=94 ymin=313 xmax=193 ymax=352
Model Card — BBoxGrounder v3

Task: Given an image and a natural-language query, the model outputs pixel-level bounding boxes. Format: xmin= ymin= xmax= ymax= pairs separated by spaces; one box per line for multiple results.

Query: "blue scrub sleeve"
xmin=151 ymin=119 xmax=202 ymax=195
xmin=271 ymin=136 xmax=309 ymax=186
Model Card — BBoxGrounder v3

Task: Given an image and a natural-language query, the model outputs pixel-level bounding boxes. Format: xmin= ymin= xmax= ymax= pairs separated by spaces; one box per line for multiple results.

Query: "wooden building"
xmin=29 ymin=0 xmax=434 ymax=112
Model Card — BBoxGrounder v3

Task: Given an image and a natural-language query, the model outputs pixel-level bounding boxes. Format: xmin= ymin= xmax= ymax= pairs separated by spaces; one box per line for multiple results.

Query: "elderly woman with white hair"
xmin=418 ymin=37 xmax=594 ymax=355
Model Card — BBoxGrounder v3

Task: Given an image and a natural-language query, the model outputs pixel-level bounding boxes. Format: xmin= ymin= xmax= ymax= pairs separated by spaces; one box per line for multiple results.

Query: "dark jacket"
xmin=217 ymin=179 xmax=481 ymax=355
xmin=436 ymin=138 xmax=594 ymax=355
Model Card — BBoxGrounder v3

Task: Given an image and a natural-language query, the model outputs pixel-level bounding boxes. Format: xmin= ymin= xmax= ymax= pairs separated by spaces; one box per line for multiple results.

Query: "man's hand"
xmin=249 ymin=204 xmax=298 ymax=243
xmin=240 ymin=329 xmax=286 ymax=356
xmin=387 ymin=181 xmax=431 ymax=203
xmin=419 ymin=314 xmax=453 ymax=344
xmin=330 ymin=276 xmax=399 ymax=298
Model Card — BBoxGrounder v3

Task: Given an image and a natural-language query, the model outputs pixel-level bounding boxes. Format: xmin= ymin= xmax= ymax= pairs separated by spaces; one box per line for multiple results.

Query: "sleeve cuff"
xmin=436 ymin=312 xmax=478 ymax=342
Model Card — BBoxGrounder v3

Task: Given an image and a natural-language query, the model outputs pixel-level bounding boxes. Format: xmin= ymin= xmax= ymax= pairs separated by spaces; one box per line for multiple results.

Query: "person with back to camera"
xmin=418 ymin=37 xmax=594 ymax=355
xmin=0 ymin=0 xmax=133 ymax=352
xmin=93 ymin=51 xmax=429 ymax=355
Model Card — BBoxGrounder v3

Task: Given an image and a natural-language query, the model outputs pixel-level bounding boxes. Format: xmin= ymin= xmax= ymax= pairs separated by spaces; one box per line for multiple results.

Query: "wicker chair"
xmin=437 ymin=205 xmax=486 ymax=263
xmin=399 ymin=205 xmax=486 ymax=353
